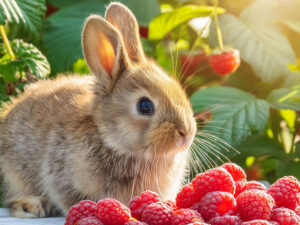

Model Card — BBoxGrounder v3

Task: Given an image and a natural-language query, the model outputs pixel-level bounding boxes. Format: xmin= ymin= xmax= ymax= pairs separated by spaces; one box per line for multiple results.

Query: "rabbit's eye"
xmin=137 ymin=97 xmax=154 ymax=115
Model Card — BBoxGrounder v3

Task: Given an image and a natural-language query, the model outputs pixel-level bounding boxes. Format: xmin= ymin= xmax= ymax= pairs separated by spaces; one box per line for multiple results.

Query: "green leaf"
xmin=43 ymin=0 xmax=159 ymax=74
xmin=48 ymin=0 xmax=160 ymax=26
xmin=0 ymin=0 xmax=46 ymax=39
xmin=42 ymin=0 xmax=107 ymax=74
xmin=149 ymin=5 xmax=225 ymax=40
xmin=72 ymin=58 xmax=90 ymax=75
xmin=0 ymin=40 xmax=50 ymax=80
xmin=267 ymin=86 xmax=300 ymax=111
xmin=209 ymin=13 xmax=299 ymax=86
xmin=191 ymin=87 xmax=269 ymax=146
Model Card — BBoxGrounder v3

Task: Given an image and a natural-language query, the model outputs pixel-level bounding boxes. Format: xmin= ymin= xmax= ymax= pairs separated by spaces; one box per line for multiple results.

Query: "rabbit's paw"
xmin=9 ymin=196 xmax=50 ymax=218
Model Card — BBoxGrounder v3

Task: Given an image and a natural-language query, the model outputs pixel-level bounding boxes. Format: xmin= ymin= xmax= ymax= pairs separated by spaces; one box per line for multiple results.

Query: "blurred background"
xmin=0 ymin=0 xmax=300 ymax=204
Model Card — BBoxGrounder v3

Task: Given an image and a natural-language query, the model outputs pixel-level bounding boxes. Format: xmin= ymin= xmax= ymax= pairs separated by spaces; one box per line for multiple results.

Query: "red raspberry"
xmin=234 ymin=181 xmax=246 ymax=197
xmin=77 ymin=217 xmax=104 ymax=225
xmin=129 ymin=191 xmax=160 ymax=220
xmin=187 ymin=223 xmax=209 ymax=225
xmin=243 ymin=181 xmax=267 ymax=192
xmin=267 ymin=176 xmax=300 ymax=210
xmin=192 ymin=168 xmax=235 ymax=198
xmin=221 ymin=163 xmax=246 ymax=182
xmin=241 ymin=220 xmax=274 ymax=225
xmin=270 ymin=207 xmax=300 ymax=225
xmin=209 ymin=49 xmax=240 ymax=76
xmin=125 ymin=221 xmax=148 ymax=225
xmin=190 ymin=202 xmax=201 ymax=213
xmin=200 ymin=191 xmax=236 ymax=221
xmin=97 ymin=198 xmax=131 ymax=225
xmin=295 ymin=206 xmax=300 ymax=217
xmin=176 ymin=184 xmax=202 ymax=209
xmin=163 ymin=200 xmax=177 ymax=211
xmin=65 ymin=200 xmax=98 ymax=225
xmin=209 ymin=215 xmax=242 ymax=225
xmin=236 ymin=190 xmax=275 ymax=221
xmin=173 ymin=208 xmax=203 ymax=225
xmin=141 ymin=202 xmax=173 ymax=225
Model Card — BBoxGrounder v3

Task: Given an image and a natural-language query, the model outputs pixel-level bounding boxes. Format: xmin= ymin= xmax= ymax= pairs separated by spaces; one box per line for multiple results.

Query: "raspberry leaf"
xmin=267 ymin=86 xmax=300 ymax=111
xmin=0 ymin=0 xmax=46 ymax=40
xmin=191 ymin=87 xmax=269 ymax=147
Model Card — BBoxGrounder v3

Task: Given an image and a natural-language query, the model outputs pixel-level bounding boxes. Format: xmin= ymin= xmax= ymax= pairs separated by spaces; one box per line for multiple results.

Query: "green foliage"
xmin=149 ymin=5 xmax=224 ymax=40
xmin=267 ymin=86 xmax=300 ymax=111
xmin=191 ymin=87 xmax=269 ymax=146
xmin=43 ymin=0 xmax=160 ymax=74
xmin=0 ymin=0 xmax=300 ymax=186
xmin=0 ymin=0 xmax=46 ymax=39
xmin=0 ymin=40 xmax=50 ymax=82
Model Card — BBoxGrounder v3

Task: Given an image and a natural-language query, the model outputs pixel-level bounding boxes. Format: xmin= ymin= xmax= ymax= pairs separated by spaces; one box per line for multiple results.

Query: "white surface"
xmin=0 ymin=208 xmax=65 ymax=225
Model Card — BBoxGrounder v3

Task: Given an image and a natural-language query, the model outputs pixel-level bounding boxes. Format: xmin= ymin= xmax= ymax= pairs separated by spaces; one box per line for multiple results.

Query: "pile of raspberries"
xmin=64 ymin=163 xmax=300 ymax=225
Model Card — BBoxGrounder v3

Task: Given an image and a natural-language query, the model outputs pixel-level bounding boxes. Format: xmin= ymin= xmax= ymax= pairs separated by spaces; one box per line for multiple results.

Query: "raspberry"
xmin=190 ymin=202 xmax=201 ymax=213
xmin=173 ymin=208 xmax=203 ymax=225
xmin=65 ymin=200 xmax=98 ymax=225
xmin=236 ymin=190 xmax=275 ymax=221
xmin=77 ymin=217 xmax=104 ymax=225
xmin=176 ymin=184 xmax=202 ymax=209
xmin=241 ymin=220 xmax=274 ymax=225
xmin=200 ymin=191 xmax=236 ymax=221
xmin=129 ymin=191 xmax=160 ymax=220
xmin=243 ymin=181 xmax=267 ymax=192
xmin=163 ymin=200 xmax=177 ymax=211
xmin=295 ymin=206 xmax=300 ymax=217
xmin=270 ymin=207 xmax=300 ymax=225
xmin=97 ymin=198 xmax=131 ymax=225
xmin=267 ymin=176 xmax=300 ymax=210
xmin=234 ymin=181 xmax=246 ymax=197
xmin=141 ymin=202 xmax=173 ymax=225
xmin=221 ymin=163 xmax=246 ymax=182
xmin=209 ymin=215 xmax=242 ymax=225
xmin=192 ymin=168 xmax=235 ymax=198
xmin=187 ymin=223 xmax=209 ymax=225
xmin=125 ymin=221 xmax=148 ymax=225
xmin=209 ymin=49 xmax=240 ymax=76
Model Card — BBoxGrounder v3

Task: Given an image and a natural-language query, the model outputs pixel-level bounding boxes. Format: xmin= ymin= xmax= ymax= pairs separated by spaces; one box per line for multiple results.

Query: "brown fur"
xmin=0 ymin=2 xmax=196 ymax=218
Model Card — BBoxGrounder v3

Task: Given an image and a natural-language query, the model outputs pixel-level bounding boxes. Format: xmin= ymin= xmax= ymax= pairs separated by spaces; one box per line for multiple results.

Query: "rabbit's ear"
xmin=82 ymin=15 xmax=129 ymax=93
xmin=105 ymin=2 xmax=146 ymax=63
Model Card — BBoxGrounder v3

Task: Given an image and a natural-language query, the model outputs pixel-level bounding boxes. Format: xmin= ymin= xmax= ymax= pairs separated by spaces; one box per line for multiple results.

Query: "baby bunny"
xmin=0 ymin=2 xmax=196 ymax=218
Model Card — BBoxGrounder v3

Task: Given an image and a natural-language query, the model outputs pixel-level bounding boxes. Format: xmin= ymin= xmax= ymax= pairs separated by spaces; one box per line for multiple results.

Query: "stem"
xmin=213 ymin=0 xmax=224 ymax=50
xmin=0 ymin=25 xmax=15 ymax=60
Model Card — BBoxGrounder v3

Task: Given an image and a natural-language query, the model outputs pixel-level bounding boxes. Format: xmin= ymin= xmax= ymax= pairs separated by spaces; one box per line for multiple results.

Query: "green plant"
xmin=0 ymin=0 xmax=299 ymax=193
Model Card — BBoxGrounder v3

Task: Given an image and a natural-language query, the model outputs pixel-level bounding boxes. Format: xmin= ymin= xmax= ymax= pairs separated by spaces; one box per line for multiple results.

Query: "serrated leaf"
xmin=0 ymin=0 xmax=46 ymax=39
xmin=209 ymin=13 xmax=299 ymax=86
xmin=267 ymin=86 xmax=300 ymax=111
xmin=149 ymin=5 xmax=225 ymax=40
xmin=191 ymin=87 xmax=269 ymax=147
xmin=0 ymin=40 xmax=50 ymax=80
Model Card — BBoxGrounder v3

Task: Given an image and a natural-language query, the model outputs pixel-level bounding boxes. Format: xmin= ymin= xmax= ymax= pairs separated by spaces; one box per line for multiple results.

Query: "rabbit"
xmin=0 ymin=2 xmax=196 ymax=218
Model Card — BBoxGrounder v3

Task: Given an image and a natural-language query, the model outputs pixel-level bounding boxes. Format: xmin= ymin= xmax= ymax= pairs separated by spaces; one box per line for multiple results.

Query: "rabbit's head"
xmin=82 ymin=3 xmax=196 ymax=157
